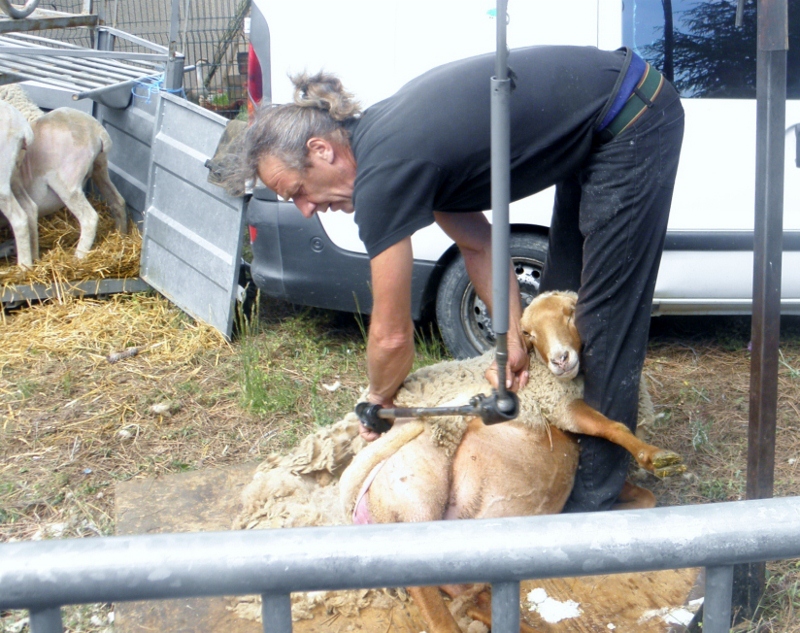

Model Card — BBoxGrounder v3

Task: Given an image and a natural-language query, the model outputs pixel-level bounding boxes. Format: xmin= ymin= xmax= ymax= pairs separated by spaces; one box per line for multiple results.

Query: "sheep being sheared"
xmin=339 ymin=290 xmax=684 ymax=633
xmin=0 ymin=84 xmax=128 ymax=260
xmin=0 ymin=99 xmax=38 ymax=268
xmin=233 ymin=291 xmax=682 ymax=632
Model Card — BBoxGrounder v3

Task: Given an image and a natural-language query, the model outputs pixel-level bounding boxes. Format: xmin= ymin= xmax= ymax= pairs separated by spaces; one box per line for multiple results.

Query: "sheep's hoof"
xmin=654 ymin=463 xmax=687 ymax=478
xmin=652 ymin=450 xmax=686 ymax=478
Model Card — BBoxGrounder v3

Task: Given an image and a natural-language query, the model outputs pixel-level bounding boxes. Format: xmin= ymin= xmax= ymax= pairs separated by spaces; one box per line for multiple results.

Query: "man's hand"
xmin=484 ymin=342 xmax=530 ymax=392
xmin=360 ymin=393 xmax=393 ymax=442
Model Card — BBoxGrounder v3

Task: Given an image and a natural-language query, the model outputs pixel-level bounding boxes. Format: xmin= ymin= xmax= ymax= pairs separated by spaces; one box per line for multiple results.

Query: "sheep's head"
xmin=520 ymin=291 xmax=581 ymax=381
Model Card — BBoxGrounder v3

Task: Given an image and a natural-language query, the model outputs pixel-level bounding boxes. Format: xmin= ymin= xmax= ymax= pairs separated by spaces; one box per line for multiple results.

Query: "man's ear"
xmin=306 ymin=137 xmax=335 ymax=163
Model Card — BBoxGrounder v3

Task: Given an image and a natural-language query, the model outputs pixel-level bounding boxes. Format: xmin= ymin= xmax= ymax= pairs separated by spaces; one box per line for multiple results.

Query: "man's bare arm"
xmin=434 ymin=211 xmax=529 ymax=390
xmin=367 ymin=236 xmax=416 ymax=407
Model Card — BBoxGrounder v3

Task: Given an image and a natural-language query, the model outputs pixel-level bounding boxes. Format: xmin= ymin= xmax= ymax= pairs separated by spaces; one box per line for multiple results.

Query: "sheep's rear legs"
xmin=611 ymin=480 xmax=657 ymax=510
xmin=47 ymin=177 xmax=98 ymax=259
xmin=569 ymin=399 xmax=686 ymax=478
xmin=465 ymin=589 xmax=545 ymax=633
xmin=407 ymin=586 xmax=461 ymax=633
xmin=92 ymin=152 xmax=127 ymax=234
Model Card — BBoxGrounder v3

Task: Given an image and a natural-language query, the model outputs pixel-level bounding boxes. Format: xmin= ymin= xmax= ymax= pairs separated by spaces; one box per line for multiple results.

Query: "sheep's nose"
xmin=553 ymin=351 xmax=569 ymax=368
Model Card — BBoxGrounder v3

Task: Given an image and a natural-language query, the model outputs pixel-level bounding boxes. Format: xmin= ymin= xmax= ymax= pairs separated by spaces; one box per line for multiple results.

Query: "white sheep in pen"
xmin=0 ymin=84 xmax=128 ymax=266
xmin=0 ymin=99 xmax=38 ymax=268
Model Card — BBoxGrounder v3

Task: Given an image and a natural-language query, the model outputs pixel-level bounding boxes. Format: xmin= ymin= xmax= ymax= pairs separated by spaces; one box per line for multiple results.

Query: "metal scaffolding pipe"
xmin=2 ymin=497 xmax=800 ymax=612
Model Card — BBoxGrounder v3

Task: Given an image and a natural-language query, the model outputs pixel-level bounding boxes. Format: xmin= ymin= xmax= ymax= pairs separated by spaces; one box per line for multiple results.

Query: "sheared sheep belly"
xmin=445 ymin=419 xmax=579 ymax=520
xmin=366 ymin=425 xmax=452 ymax=523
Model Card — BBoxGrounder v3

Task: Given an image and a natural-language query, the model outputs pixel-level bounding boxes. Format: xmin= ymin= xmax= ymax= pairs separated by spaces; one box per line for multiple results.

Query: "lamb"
xmin=0 ymin=99 xmax=38 ymax=268
xmin=0 ymin=84 xmax=128 ymax=263
xmin=338 ymin=290 xmax=684 ymax=633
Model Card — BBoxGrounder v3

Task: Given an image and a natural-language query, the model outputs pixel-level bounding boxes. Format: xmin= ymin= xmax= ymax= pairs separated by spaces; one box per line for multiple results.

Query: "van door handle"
xmin=796 ymin=125 xmax=800 ymax=167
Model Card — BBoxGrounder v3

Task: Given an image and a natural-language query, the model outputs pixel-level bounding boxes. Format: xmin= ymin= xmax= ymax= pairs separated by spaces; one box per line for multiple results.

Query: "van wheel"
xmin=435 ymin=233 xmax=548 ymax=359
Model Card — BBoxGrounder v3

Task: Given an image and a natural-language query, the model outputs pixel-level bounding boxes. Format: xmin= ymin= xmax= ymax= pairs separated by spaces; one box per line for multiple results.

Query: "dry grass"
xmin=1 ymin=288 xmax=800 ymax=631
xmin=0 ymin=294 xmax=368 ymax=542
xmin=640 ymin=316 xmax=800 ymax=631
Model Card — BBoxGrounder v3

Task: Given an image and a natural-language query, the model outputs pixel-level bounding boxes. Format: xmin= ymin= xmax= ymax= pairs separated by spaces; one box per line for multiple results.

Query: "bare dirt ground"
xmin=1 ymin=289 xmax=799 ymax=632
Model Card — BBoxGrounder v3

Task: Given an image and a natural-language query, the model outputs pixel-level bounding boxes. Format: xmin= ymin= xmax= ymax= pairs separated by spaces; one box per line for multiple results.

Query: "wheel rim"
xmin=459 ymin=255 xmax=543 ymax=354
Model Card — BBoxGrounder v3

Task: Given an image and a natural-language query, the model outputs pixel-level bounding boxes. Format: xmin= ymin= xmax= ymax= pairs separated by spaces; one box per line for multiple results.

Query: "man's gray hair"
xmin=240 ymin=71 xmax=361 ymax=185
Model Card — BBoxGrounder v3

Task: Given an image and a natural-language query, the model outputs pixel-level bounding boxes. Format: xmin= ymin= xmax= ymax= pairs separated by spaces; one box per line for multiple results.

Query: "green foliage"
xmin=779 ymin=350 xmax=800 ymax=379
xmin=16 ymin=379 xmax=38 ymax=399
xmin=690 ymin=416 xmax=712 ymax=451
xmin=233 ymin=299 xmax=451 ymax=445
xmin=210 ymin=91 xmax=230 ymax=107
xmin=413 ymin=323 xmax=448 ymax=370
xmin=60 ymin=370 xmax=75 ymax=397
xmin=698 ymin=470 xmax=744 ymax=502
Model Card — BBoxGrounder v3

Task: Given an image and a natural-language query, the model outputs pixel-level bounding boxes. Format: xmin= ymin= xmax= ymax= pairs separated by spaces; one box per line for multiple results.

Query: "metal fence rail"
xmin=2 ymin=496 xmax=800 ymax=633
xmin=41 ymin=0 xmax=250 ymax=116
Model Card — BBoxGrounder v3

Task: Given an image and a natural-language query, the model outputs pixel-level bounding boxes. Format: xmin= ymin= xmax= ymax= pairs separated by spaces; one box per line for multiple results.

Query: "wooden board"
xmin=115 ymin=466 xmax=701 ymax=633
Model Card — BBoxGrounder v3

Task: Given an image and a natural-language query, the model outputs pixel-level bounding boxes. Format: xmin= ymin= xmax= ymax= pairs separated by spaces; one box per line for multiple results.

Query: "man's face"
xmin=257 ymin=138 xmax=356 ymax=217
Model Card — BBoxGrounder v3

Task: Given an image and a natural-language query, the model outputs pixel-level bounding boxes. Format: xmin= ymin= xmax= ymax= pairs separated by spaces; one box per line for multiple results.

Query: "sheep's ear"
xmin=521 ymin=330 xmax=535 ymax=349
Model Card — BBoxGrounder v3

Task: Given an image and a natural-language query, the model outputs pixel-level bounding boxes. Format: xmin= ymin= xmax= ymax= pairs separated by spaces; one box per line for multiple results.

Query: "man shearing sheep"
xmin=239 ymin=45 xmax=684 ymax=512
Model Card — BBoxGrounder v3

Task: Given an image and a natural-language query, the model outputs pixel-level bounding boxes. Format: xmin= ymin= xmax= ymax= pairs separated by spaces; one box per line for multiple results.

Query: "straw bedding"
xmin=0 ymin=202 xmax=140 ymax=290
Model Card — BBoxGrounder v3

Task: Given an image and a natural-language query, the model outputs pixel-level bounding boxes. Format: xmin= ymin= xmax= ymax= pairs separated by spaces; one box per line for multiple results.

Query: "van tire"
xmin=435 ymin=233 xmax=548 ymax=359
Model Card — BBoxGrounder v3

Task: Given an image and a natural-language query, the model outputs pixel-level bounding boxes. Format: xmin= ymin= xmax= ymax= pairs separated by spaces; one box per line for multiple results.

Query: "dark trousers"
xmin=539 ymin=81 xmax=685 ymax=512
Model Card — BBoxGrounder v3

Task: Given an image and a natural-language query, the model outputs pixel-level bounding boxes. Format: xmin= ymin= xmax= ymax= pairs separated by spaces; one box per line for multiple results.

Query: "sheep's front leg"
xmin=0 ymin=189 xmax=34 ymax=268
xmin=568 ymin=399 xmax=685 ymax=478
xmin=47 ymin=176 xmax=98 ymax=259
xmin=92 ymin=152 xmax=128 ymax=234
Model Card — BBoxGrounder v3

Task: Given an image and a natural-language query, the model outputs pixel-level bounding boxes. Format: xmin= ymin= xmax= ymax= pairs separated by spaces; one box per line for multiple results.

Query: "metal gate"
xmin=138 ymin=91 xmax=246 ymax=339
xmin=40 ymin=0 xmax=250 ymax=117
xmin=2 ymin=496 xmax=800 ymax=633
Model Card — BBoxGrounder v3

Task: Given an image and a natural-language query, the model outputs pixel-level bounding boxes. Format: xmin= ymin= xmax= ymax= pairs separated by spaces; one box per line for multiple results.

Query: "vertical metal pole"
xmin=165 ymin=0 xmax=184 ymax=91
xmin=704 ymin=566 xmax=734 ymax=633
xmin=491 ymin=581 xmax=520 ymax=633
xmin=94 ymin=18 xmax=114 ymax=119
xmin=96 ymin=27 xmax=115 ymax=52
xmin=734 ymin=0 xmax=787 ymax=619
xmin=491 ymin=0 xmax=512 ymax=400
xmin=261 ymin=592 xmax=293 ymax=633
xmin=168 ymin=0 xmax=180 ymax=48
xmin=29 ymin=607 xmax=63 ymax=633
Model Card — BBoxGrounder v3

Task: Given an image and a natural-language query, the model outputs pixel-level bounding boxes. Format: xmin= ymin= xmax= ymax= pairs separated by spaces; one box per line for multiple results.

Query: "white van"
xmin=244 ymin=0 xmax=800 ymax=357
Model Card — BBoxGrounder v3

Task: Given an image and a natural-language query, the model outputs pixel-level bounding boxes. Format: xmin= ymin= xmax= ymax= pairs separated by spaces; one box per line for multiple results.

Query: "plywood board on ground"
xmin=115 ymin=466 xmax=700 ymax=633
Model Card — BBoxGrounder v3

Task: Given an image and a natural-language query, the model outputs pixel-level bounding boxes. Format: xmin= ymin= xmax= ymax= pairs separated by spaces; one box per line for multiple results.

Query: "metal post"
xmin=491 ymin=0 xmax=512 ymax=403
xmin=492 ymin=581 xmax=520 ymax=633
xmin=261 ymin=592 xmax=293 ymax=633
xmin=704 ymin=566 xmax=734 ymax=633
xmin=164 ymin=0 xmax=184 ymax=91
xmin=168 ymin=0 xmax=180 ymax=48
xmin=29 ymin=606 xmax=63 ymax=633
xmin=735 ymin=0 xmax=787 ymax=618
xmin=96 ymin=27 xmax=115 ymax=52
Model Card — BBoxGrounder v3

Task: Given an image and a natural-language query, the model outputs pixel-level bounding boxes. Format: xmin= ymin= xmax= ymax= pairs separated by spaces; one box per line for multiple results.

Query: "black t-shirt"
xmin=347 ymin=45 xmax=631 ymax=258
